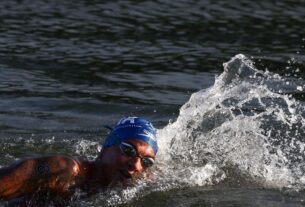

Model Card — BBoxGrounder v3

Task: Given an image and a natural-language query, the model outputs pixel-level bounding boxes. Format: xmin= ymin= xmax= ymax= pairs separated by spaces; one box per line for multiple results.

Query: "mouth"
xmin=119 ymin=170 xmax=132 ymax=179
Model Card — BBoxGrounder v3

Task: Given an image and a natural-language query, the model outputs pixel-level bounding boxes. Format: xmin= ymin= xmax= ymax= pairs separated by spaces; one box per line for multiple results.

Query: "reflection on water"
xmin=1 ymin=0 xmax=305 ymax=71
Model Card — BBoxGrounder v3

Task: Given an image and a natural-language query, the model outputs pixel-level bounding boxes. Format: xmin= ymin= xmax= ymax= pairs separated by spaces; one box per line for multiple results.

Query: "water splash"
xmin=80 ymin=54 xmax=305 ymax=206
xmin=158 ymin=54 xmax=305 ymax=191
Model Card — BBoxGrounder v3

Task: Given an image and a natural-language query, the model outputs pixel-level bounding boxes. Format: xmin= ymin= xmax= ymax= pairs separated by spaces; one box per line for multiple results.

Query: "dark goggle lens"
xmin=120 ymin=142 xmax=137 ymax=157
xmin=141 ymin=157 xmax=155 ymax=168
xmin=120 ymin=142 xmax=155 ymax=168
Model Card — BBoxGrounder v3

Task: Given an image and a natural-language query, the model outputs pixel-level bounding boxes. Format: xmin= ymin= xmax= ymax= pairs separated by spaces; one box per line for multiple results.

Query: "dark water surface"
xmin=119 ymin=187 xmax=305 ymax=207
xmin=1 ymin=0 xmax=305 ymax=206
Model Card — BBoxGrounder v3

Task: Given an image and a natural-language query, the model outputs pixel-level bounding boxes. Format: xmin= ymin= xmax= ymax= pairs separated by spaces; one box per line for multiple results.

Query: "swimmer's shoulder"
xmin=36 ymin=155 xmax=90 ymax=178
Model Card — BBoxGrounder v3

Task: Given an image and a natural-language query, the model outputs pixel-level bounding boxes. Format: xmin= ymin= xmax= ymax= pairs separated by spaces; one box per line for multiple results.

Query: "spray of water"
xmin=157 ymin=54 xmax=305 ymax=191
xmin=71 ymin=54 xmax=304 ymax=206
xmin=75 ymin=54 xmax=305 ymax=206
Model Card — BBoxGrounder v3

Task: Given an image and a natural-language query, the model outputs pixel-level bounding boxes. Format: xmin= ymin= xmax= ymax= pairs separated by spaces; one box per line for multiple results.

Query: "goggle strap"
xmin=103 ymin=125 xmax=113 ymax=131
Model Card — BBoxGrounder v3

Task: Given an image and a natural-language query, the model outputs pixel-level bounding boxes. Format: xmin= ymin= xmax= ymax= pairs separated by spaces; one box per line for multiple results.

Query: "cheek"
xmin=102 ymin=150 xmax=118 ymax=164
xmin=116 ymin=154 xmax=131 ymax=166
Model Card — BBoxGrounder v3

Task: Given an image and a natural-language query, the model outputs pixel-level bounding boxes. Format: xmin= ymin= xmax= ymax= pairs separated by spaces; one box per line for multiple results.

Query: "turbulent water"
xmin=158 ymin=55 xmax=305 ymax=189
xmin=1 ymin=0 xmax=305 ymax=206
xmin=85 ymin=55 xmax=305 ymax=207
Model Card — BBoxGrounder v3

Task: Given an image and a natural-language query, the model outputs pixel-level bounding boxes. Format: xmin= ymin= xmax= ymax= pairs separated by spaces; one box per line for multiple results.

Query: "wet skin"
xmin=0 ymin=139 xmax=155 ymax=204
xmin=92 ymin=139 xmax=155 ymax=187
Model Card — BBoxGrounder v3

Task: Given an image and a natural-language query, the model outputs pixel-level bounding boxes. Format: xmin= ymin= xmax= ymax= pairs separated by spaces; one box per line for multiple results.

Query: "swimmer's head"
xmin=103 ymin=117 xmax=158 ymax=155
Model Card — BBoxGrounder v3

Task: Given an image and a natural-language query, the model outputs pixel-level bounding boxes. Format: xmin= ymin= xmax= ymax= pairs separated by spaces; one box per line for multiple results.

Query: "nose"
xmin=128 ymin=157 xmax=143 ymax=173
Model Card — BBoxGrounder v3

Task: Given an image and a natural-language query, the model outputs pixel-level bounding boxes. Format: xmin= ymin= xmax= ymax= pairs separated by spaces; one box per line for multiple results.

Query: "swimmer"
xmin=0 ymin=117 xmax=158 ymax=206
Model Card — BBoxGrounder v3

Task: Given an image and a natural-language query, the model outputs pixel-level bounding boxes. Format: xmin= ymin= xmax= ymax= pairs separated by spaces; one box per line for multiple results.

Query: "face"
xmin=95 ymin=139 xmax=156 ymax=186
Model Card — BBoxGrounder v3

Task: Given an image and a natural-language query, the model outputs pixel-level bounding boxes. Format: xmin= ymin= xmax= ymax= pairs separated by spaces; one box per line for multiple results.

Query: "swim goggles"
xmin=119 ymin=141 xmax=155 ymax=168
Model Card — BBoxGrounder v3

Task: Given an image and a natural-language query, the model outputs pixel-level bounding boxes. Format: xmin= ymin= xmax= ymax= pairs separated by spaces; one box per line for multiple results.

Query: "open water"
xmin=1 ymin=0 xmax=305 ymax=206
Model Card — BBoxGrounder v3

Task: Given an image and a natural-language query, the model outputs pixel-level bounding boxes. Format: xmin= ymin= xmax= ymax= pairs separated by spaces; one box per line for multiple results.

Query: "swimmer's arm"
xmin=0 ymin=158 xmax=38 ymax=200
xmin=0 ymin=156 xmax=81 ymax=201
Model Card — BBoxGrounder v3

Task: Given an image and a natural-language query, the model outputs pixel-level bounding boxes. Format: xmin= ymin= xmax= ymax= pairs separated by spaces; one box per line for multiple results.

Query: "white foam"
xmin=156 ymin=54 xmax=305 ymax=191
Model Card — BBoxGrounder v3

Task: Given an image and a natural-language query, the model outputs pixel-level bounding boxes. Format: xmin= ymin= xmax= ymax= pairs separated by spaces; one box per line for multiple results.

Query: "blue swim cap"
xmin=103 ymin=117 xmax=158 ymax=154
